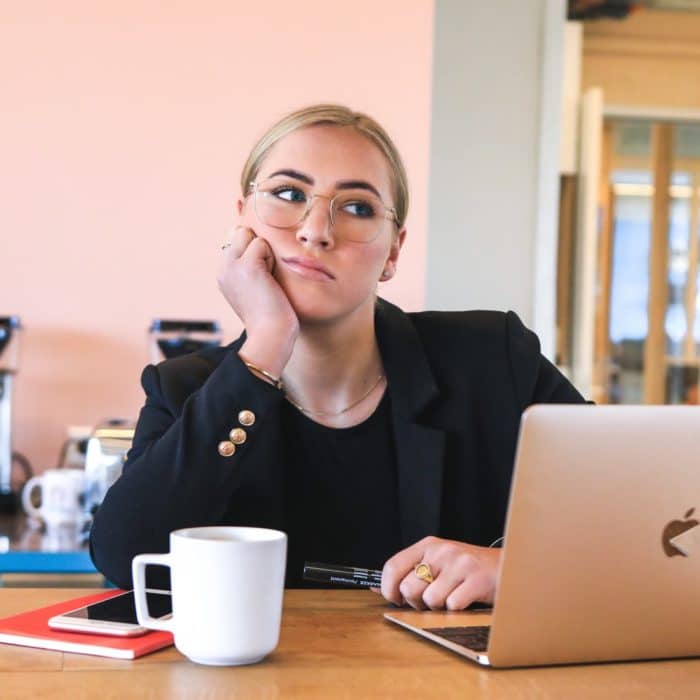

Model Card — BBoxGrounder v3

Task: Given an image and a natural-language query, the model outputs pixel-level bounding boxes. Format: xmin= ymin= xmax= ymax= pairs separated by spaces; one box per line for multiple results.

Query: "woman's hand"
xmin=217 ymin=225 xmax=299 ymax=377
xmin=378 ymin=536 xmax=501 ymax=611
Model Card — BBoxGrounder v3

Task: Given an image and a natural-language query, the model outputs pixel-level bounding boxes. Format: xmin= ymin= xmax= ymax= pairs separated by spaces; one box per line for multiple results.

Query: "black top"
xmin=283 ymin=390 xmax=401 ymax=587
xmin=90 ymin=299 xmax=587 ymax=589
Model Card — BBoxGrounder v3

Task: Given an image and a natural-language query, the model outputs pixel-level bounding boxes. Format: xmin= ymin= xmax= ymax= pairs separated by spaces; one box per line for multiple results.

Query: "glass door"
xmin=596 ymin=120 xmax=700 ymax=405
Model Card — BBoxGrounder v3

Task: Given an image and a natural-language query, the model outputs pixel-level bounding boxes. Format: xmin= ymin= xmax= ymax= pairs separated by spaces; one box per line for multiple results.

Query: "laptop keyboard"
xmin=424 ymin=625 xmax=491 ymax=652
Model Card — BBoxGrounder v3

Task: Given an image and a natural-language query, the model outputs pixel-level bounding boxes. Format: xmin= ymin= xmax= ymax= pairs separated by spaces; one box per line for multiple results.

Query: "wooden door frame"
xmin=643 ymin=124 xmax=673 ymax=404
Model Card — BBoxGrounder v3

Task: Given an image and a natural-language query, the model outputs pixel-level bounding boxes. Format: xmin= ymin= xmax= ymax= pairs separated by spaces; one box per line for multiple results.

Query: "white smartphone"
xmin=48 ymin=589 xmax=172 ymax=637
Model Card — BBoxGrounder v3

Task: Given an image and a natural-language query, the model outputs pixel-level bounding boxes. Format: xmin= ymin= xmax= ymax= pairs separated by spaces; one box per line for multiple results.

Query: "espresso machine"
xmin=83 ymin=319 xmax=222 ymax=515
xmin=0 ymin=316 xmax=22 ymax=513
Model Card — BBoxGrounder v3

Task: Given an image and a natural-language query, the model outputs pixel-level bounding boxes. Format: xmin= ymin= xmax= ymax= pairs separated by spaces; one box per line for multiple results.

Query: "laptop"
xmin=385 ymin=404 xmax=700 ymax=667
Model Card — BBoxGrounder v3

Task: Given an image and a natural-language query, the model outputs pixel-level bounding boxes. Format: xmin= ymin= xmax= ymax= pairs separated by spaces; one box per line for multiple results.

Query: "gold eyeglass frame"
xmin=247 ymin=179 xmax=399 ymax=243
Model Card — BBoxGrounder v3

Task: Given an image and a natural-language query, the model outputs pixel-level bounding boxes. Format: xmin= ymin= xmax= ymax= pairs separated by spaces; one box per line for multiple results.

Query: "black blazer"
xmin=90 ymin=299 xmax=585 ymax=588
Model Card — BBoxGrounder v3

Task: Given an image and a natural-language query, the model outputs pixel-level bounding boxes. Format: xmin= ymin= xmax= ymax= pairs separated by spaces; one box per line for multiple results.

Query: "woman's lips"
xmin=281 ymin=257 xmax=335 ymax=281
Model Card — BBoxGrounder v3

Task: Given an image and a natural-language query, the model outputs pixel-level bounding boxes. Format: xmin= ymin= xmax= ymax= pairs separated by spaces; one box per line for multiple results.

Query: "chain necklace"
xmin=284 ymin=374 xmax=385 ymax=418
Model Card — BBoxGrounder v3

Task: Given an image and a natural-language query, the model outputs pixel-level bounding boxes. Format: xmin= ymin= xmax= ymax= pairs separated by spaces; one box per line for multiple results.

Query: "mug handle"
xmin=132 ymin=553 xmax=175 ymax=633
xmin=21 ymin=476 xmax=43 ymax=519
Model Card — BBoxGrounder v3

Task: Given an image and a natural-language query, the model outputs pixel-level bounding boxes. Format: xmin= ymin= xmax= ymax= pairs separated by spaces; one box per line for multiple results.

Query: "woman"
xmin=90 ymin=104 xmax=585 ymax=611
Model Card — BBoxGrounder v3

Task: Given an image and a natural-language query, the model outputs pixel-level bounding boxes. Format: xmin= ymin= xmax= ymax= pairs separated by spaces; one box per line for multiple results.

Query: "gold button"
xmin=238 ymin=410 xmax=256 ymax=427
xmin=229 ymin=428 xmax=247 ymax=445
xmin=218 ymin=441 xmax=236 ymax=457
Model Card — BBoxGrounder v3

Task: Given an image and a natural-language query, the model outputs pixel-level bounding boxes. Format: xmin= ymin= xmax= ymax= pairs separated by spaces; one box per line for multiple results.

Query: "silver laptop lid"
xmin=488 ymin=404 xmax=700 ymax=667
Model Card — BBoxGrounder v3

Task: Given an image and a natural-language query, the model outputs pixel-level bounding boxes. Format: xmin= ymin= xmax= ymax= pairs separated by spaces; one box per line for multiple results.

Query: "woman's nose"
xmin=296 ymin=196 xmax=334 ymax=248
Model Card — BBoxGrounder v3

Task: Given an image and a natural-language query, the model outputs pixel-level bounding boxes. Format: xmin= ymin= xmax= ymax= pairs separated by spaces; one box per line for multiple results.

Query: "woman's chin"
xmin=278 ymin=282 xmax=338 ymax=324
xmin=278 ymin=278 xmax=375 ymax=328
xmin=290 ymin=302 xmax=339 ymax=327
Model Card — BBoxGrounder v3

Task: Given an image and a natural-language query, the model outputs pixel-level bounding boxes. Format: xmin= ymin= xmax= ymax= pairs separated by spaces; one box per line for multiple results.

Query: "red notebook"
xmin=0 ymin=590 xmax=173 ymax=659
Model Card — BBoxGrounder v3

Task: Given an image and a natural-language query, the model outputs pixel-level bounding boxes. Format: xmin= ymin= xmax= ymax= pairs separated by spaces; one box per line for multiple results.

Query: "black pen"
xmin=303 ymin=561 xmax=382 ymax=588
xmin=302 ymin=561 xmax=493 ymax=611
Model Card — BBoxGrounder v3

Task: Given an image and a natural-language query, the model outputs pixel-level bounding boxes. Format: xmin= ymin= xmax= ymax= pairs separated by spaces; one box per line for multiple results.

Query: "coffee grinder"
xmin=148 ymin=319 xmax=222 ymax=364
xmin=0 ymin=316 xmax=22 ymax=513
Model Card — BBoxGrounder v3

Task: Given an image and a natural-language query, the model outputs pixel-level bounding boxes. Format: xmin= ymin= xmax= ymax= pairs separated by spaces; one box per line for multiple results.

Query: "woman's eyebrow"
xmin=267 ymin=169 xmax=382 ymax=200
xmin=267 ymin=169 xmax=314 ymax=184
xmin=335 ymin=180 xmax=382 ymax=199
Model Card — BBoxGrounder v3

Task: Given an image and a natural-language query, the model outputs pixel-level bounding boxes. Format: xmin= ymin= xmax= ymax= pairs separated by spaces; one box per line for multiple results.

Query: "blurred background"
xmin=2 ymin=0 xmax=699 ymax=488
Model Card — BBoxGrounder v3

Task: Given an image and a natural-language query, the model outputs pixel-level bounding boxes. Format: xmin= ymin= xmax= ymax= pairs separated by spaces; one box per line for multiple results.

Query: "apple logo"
xmin=662 ymin=508 xmax=699 ymax=557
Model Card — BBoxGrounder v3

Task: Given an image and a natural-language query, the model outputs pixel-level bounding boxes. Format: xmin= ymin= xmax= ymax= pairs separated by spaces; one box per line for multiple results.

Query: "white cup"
xmin=132 ymin=526 xmax=287 ymax=666
xmin=21 ymin=468 xmax=89 ymax=529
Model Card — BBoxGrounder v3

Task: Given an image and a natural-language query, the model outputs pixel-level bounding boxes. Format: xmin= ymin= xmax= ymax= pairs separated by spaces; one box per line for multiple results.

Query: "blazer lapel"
xmin=375 ymin=299 xmax=446 ymax=548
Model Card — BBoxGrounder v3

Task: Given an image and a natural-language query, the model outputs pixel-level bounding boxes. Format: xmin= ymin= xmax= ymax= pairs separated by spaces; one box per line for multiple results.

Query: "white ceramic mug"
xmin=21 ymin=468 xmax=89 ymax=529
xmin=132 ymin=526 xmax=287 ymax=666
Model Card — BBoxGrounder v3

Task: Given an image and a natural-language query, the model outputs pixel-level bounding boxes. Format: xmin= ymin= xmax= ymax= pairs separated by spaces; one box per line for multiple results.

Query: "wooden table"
xmin=0 ymin=588 xmax=699 ymax=699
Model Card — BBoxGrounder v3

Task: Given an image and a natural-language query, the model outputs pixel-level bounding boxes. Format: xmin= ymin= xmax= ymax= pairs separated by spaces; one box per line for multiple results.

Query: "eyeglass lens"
xmin=253 ymin=179 xmax=390 ymax=243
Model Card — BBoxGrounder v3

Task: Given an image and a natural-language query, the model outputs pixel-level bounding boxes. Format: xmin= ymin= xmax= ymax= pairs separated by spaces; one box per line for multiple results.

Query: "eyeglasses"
xmin=248 ymin=177 xmax=398 ymax=244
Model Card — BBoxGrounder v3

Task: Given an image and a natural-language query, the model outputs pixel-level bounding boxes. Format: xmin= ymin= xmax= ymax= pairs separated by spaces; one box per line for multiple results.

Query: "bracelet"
xmin=242 ymin=360 xmax=283 ymax=391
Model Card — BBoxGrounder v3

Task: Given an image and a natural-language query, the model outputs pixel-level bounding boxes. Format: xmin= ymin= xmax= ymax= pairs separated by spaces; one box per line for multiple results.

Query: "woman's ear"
xmin=237 ymin=199 xmax=244 ymax=215
xmin=380 ymin=228 xmax=406 ymax=282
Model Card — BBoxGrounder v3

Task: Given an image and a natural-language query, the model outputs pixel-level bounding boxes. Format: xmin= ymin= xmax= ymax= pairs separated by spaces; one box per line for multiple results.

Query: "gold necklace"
xmin=284 ymin=374 xmax=385 ymax=418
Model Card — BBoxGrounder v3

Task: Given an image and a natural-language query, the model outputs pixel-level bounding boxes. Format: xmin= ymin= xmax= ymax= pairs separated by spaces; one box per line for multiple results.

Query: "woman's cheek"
xmin=239 ymin=199 xmax=263 ymax=232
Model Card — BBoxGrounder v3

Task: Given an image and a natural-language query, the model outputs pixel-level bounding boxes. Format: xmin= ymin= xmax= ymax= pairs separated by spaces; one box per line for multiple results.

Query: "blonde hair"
xmin=240 ymin=104 xmax=409 ymax=229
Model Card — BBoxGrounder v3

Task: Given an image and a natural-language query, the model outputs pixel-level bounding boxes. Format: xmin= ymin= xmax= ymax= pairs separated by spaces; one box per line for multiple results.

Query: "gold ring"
xmin=414 ymin=562 xmax=434 ymax=584
xmin=221 ymin=225 xmax=249 ymax=250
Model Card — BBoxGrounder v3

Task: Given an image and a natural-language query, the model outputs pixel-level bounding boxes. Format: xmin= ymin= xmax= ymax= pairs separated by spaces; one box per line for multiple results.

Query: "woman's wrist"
xmin=240 ymin=328 xmax=295 ymax=379
xmin=239 ymin=357 xmax=283 ymax=390
xmin=239 ymin=334 xmax=293 ymax=389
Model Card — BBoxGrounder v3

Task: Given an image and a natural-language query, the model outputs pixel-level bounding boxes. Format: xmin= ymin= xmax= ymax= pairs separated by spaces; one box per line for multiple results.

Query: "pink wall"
xmin=0 ymin=2 xmax=434 ymax=476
